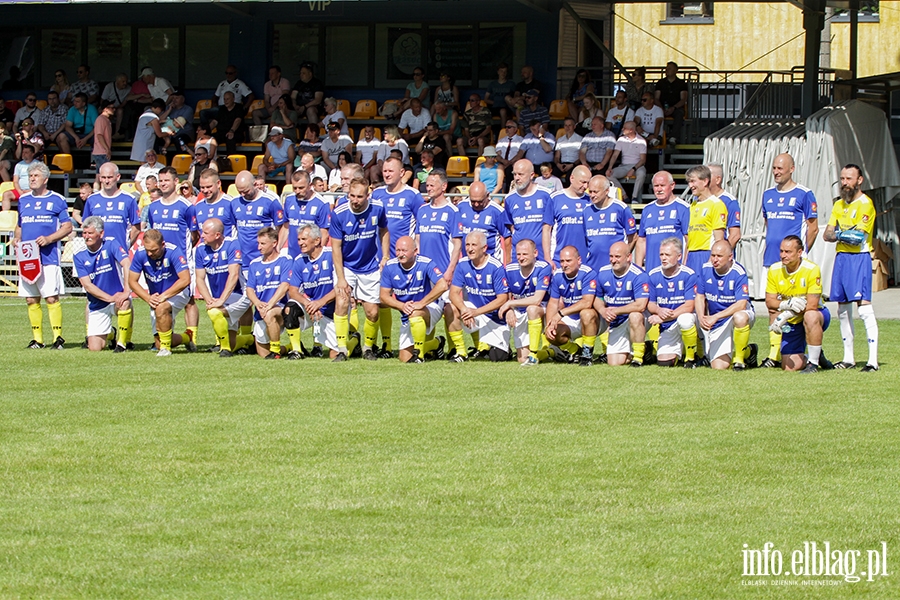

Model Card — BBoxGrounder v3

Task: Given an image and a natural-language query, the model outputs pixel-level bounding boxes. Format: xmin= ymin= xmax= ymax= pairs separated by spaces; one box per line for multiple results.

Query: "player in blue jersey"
xmin=195 ymin=218 xmax=254 ymax=358
xmin=283 ymin=170 xmax=330 ymax=259
xmin=448 ymin=231 xmax=511 ymax=362
xmin=544 ymin=245 xmax=599 ymax=367
xmin=456 ymin=181 xmax=511 ymax=263
xmin=499 ymin=239 xmax=553 ymax=366
xmin=583 ymin=174 xmax=637 ymax=272
xmin=86 ymin=162 xmax=141 ymax=249
xmin=232 ymin=170 xmax=288 ymax=269
xmin=380 ymin=236 xmax=449 ymax=363
xmin=73 ymin=216 xmax=132 ymax=352
xmin=246 ymin=226 xmax=292 ymax=359
xmin=708 ymin=164 xmax=741 ymax=248
xmin=371 ymin=156 xmax=426 ymax=357
xmin=595 ymin=241 xmax=651 ymax=366
xmin=647 ymin=237 xmax=699 ymax=367
xmin=330 ymin=177 xmax=390 ymax=361
xmin=195 ymin=169 xmax=236 ymax=237
xmin=543 ymin=165 xmax=591 ymax=269
xmin=505 ymin=159 xmax=553 ymax=262
xmin=636 ymin=171 xmax=690 ymax=272
xmin=14 ymin=162 xmax=73 ymax=349
xmin=128 ymin=229 xmax=192 ymax=357
xmin=416 ymin=169 xmax=462 ymax=278
xmin=695 ymin=240 xmax=757 ymax=371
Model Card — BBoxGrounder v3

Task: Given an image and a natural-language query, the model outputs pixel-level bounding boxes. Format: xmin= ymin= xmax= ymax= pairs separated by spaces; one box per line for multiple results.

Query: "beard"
xmin=840 ymin=184 xmax=858 ymax=202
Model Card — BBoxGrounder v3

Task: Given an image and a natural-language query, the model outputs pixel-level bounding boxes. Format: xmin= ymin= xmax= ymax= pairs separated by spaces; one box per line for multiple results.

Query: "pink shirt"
xmin=92 ymin=114 xmax=112 ymax=158
xmin=264 ymin=77 xmax=291 ymax=111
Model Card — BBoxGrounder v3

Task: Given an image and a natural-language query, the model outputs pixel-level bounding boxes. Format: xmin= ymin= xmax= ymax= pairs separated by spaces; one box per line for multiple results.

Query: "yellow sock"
xmin=187 ymin=325 xmax=198 ymax=345
xmin=159 ymin=329 xmax=173 ymax=351
xmin=734 ymin=325 xmax=751 ymax=365
xmin=534 ymin=347 xmax=550 ymax=362
xmin=208 ymin=308 xmax=231 ymax=351
xmin=379 ymin=307 xmax=392 ymax=351
xmin=335 ymin=314 xmax=349 ymax=351
xmin=471 ymin=331 xmax=479 ymax=348
xmin=269 ymin=339 xmax=281 ymax=355
xmin=47 ymin=301 xmax=62 ymax=340
xmin=349 ymin=307 xmax=359 ymax=333
xmin=449 ymin=330 xmax=466 ymax=355
xmin=647 ymin=323 xmax=659 ymax=352
xmin=768 ymin=330 xmax=782 ymax=361
xmin=235 ymin=334 xmax=255 ymax=350
xmin=632 ymin=340 xmax=645 ymax=364
xmin=27 ymin=303 xmax=43 ymax=342
xmin=116 ymin=308 xmax=132 ymax=346
xmin=363 ymin=318 xmax=379 ymax=349
xmin=599 ymin=330 xmax=609 ymax=353
xmin=347 ymin=332 xmax=360 ymax=355
xmin=125 ymin=311 xmax=133 ymax=343
xmin=562 ymin=341 xmax=580 ymax=354
xmin=582 ymin=335 xmax=596 ymax=353
xmin=682 ymin=325 xmax=698 ymax=361
xmin=423 ymin=336 xmax=441 ymax=354
xmin=409 ymin=316 xmax=426 ymax=355
xmin=528 ymin=318 xmax=543 ymax=354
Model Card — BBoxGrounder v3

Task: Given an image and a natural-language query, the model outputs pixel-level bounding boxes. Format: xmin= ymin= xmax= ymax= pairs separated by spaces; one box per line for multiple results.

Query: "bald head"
xmin=610 ymin=241 xmax=628 ymax=256
xmin=235 ymin=170 xmax=254 ymax=189
xmin=711 ymin=239 xmax=732 ymax=256
xmin=569 ymin=165 xmax=592 ymax=195
xmin=772 ymin=153 xmax=795 ymax=187
xmin=513 ymin=159 xmax=535 ymax=193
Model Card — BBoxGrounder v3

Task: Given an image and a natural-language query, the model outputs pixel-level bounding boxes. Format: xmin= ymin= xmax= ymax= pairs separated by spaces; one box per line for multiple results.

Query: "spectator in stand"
xmin=63 ymin=92 xmax=98 ymax=151
xmin=70 ymin=64 xmax=99 ymax=105
xmin=296 ymin=123 xmax=322 ymax=160
xmin=91 ymin=100 xmax=115 ymax=172
xmin=71 ymin=182 xmax=92 ymax=227
xmin=49 ymin=69 xmax=72 ymax=105
xmin=400 ymin=66 xmax=430 ymax=111
xmin=1 ymin=142 xmax=35 ymax=210
xmin=515 ymin=119 xmax=556 ymax=172
xmin=130 ymin=99 xmax=168 ymax=162
xmin=536 ymin=161 xmax=563 ymax=195
xmin=134 ymin=149 xmax=162 ymax=195
xmin=15 ymin=118 xmax=44 ymax=160
xmin=411 ymin=148 xmax=436 ymax=191
xmin=140 ymin=67 xmax=174 ymax=102
xmin=193 ymin=124 xmax=218 ymax=163
xmin=566 ymin=69 xmax=595 ymax=120
xmin=162 ymin=90 xmax=195 ymax=153
xmin=576 ymin=92 xmax=603 ymax=136
xmin=398 ymin=98 xmax=431 ymax=145
xmin=485 ymin=63 xmax=516 ymax=129
xmin=431 ymin=101 xmax=459 ymax=157
xmin=654 ymin=61 xmax=689 ymax=145
xmin=606 ymin=121 xmax=647 ymax=204
xmin=298 ymin=152 xmax=327 ymax=183
xmin=474 ymin=146 xmax=504 ymax=197
xmin=517 ymin=90 xmax=550 ymax=132
xmin=356 ymin=125 xmax=382 ymax=184
xmin=624 ymin=67 xmax=655 ymax=111
xmin=506 ymin=65 xmax=541 ymax=115
xmin=14 ymin=92 xmax=41 ymax=130
xmin=377 ymin=125 xmax=409 ymax=172
xmin=495 ymin=119 xmax=524 ymax=192
xmin=253 ymin=65 xmax=292 ymax=127
xmin=634 ymin=92 xmax=664 ymax=147
xmin=291 ymin=62 xmax=325 ymax=124
xmin=457 ymin=93 xmax=492 ymax=157
xmin=259 ymin=126 xmax=295 ymax=182
xmin=555 ymin=116 xmax=583 ymax=181
xmin=269 ymin=94 xmax=299 ymax=142
xmin=321 ymin=122 xmax=353 ymax=174
xmin=328 ymin=151 xmax=353 ymax=191
xmin=433 ymin=71 xmax=460 ymax=111
xmin=415 ymin=121 xmax=449 ymax=170
xmin=37 ymin=91 xmax=70 ymax=154
xmin=101 ymin=74 xmax=131 ymax=140
xmin=320 ymin=97 xmax=348 ymax=135
xmin=187 ymin=146 xmax=216 ymax=192
xmin=209 ymin=91 xmax=245 ymax=154
xmin=0 ymin=95 xmax=14 ymax=132
xmin=580 ymin=116 xmax=617 ymax=176
xmin=123 ymin=67 xmax=173 ymax=140
xmin=605 ymin=90 xmax=634 ymax=139
xmin=200 ymin=65 xmax=253 ymax=135
xmin=0 ymin=124 xmax=13 ymax=182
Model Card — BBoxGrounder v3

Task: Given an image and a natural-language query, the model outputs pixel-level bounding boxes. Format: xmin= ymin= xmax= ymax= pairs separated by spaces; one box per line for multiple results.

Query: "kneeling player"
xmin=128 ymin=229 xmax=191 ymax=356
xmin=447 ymin=231 xmax=511 ymax=362
xmin=246 ymin=226 xmax=292 ymax=359
xmin=595 ymin=241 xmax=651 ymax=367
xmin=74 ymin=216 xmax=132 ymax=352
xmin=765 ymin=235 xmax=832 ymax=373
xmin=500 ymin=239 xmax=552 ymax=366
xmin=695 ymin=240 xmax=757 ymax=370
xmin=380 ymin=236 xmax=448 ymax=363
xmin=544 ymin=246 xmax=599 ymax=366
xmin=647 ymin=237 xmax=699 ymax=367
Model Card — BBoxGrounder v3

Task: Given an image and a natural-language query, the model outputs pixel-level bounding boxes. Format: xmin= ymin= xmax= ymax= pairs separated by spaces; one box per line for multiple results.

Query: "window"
xmin=663 ymin=2 xmax=714 ymax=24
xmin=273 ymin=24 xmax=321 ymax=86
xmin=87 ymin=27 xmax=131 ymax=83
xmin=834 ymin=2 xmax=879 ymax=23
xmin=137 ymin=28 xmax=179 ymax=85
xmin=41 ymin=29 xmax=81 ymax=87
xmin=186 ymin=25 xmax=230 ymax=89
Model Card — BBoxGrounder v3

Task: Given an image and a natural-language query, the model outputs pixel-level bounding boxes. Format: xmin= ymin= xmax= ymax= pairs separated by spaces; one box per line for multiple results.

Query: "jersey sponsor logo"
xmin=642 ymin=283 xmax=649 ymax=293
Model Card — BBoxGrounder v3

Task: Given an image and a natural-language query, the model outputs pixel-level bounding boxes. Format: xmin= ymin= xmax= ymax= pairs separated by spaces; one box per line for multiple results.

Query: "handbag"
xmin=248 ymin=125 xmax=269 ymax=143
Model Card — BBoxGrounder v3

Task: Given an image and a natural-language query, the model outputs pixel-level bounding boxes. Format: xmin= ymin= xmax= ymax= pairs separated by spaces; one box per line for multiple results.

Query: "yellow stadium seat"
xmin=475 ymin=156 xmax=486 ymax=168
xmin=549 ymin=99 xmax=568 ymax=120
xmin=0 ymin=181 xmax=14 ymax=195
xmin=194 ymin=99 xmax=213 ymax=120
xmin=35 ymin=100 xmax=48 ymax=111
xmin=171 ymin=154 xmax=192 ymax=175
xmin=556 ymin=128 xmax=565 ymax=139
xmin=281 ymin=184 xmax=293 ymax=200
xmin=119 ymin=182 xmax=137 ymax=196
xmin=250 ymin=155 xmax=267 ymax=173
xmin=224 ymin=155 xmax=247 ymax=174
xmin=455 ymin=185 xmax=470 ymax=196
xmin=350 ymin=99 xmax=378 ymax=119
xmin=244 ymin=99 xmax=265 ymax=118
xmin=226 ymin=184 xmax=239 ymax=198
xmin=0 ymin=210 xmax=17 ymax=232
xmin=50 ymin=153 xmax=73 ymax=174
xmin=446 ymin=156 xmax=470 ymax=178
xmin=337 ymin=99 xmax=352 ymax=117
xmin=266 ymin=183 xmax=277 ymax=194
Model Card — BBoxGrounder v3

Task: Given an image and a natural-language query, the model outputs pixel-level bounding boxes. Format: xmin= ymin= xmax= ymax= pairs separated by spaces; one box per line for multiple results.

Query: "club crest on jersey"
xmin=642 ymin=283 xmax=649 ymax=292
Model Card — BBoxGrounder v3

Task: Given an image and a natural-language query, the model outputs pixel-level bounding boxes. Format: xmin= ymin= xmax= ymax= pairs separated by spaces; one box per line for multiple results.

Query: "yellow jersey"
xmin=765 ymin=259 xmax=824 ymax=324
xmin=687 ymin=195 xmax=727 ymax=252
xmin=828 ymin=193 xmax=876 ymax=253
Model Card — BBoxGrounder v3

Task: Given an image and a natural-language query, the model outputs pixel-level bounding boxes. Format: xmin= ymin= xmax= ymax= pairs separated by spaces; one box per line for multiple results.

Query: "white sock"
xmin=838 ymin=303 xmax=854 ymax=364
xmin=808 ymin=345 xmax=821 ymax=366
xmin=859 ymin=304 xmax=878 ymax=366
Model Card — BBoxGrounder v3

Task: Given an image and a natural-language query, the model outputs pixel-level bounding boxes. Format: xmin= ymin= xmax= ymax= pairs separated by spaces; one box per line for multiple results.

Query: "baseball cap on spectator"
xmin=326 ymin=122 xmax=340 ymax=131
xmin=483 ymin=146 xmax=498 ymax=157
xmin=269 ymin=126 xmax=284 ymax=136
xmin=140 ymin=68 xmax=154 ymax=77
xmin=524 ymin=89 xmax=539 ymax=97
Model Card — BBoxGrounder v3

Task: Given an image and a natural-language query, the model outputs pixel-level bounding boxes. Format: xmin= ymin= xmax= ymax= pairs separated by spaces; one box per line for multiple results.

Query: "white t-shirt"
xmin=605 ymin=105 xmax=634 ymax=130
xmin=356 ymin=136 xmax=382 ymax=165
xmin=215 ymin=78 xmax=253 ymax=105
xmin=322 ymin=111 xmax=349 ymax=135
xmin=635 ymin=105 xmax=664 ymax=136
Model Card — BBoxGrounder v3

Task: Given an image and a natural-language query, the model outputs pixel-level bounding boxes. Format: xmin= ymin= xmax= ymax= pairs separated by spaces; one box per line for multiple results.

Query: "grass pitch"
xmin=0 ymin=298 xmax=897 ymax=598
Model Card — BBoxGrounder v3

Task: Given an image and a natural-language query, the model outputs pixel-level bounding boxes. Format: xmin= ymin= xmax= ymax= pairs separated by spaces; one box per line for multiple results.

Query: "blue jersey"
xmin=415 ymin=200 xmax=460 ymax=273
xmin=194 ymin=196 xmax=237 ymax=238
xmin=73 ymin=239 xmax=129 ymax=311
xmin=233 ymin=194 xmax=287 ymax=268
xmin=290 ymin=247 xmax=336 ymax=319
xmin=83 ymin=191 xmax=140 ymax=249
xmin=505 ymin=188 xmax=551 ymax=260
xmin=719 ymin=190 xmax=741 ymax=230
xmin=596 ymin=263 xmax=650 ymax=328
xmin=761 ymin=184 xmax=817 ymax=266
xmin=451 ymin=256 xmax=509 ymax=324
xmin=329 ymin=199 xmax=388 ymax=274
xmin=246 ymin=254 xmax=292 ymax=320
xmin=546 ymin=190 xmax=589 ymax=263
xmin=549 ymin=264 xmax=598 ymax=310
xmin=456 ymin=200 xmax=510 ymax=260
xmin=505 ymin=260 xmax=552 ymax=314
xmin=583 ymin=200 xmax=637 ymax=272
xmin=697 ymin=261 xmax=751 ymax=329
xmin=648 ymin=266 xmax=697 ymax=331
xmin=147 ymin=198 xmax=197 ymax=255
xmin=129 ymin=247 xmax=188 ymax=296
xmin=17 ymin=191 xmax=71 ymax=266
xmin=283 ymin=193 xmax=331 ymax=259
xmin=371 ymin=185 xmax=425 ymax=258
xmin=195 ymin=238 xmax=243 ymax=297
xmin=638 ymin=199 xmax=691 ymax=272
xmin=380 ymin=255 xmax=444 ymax=323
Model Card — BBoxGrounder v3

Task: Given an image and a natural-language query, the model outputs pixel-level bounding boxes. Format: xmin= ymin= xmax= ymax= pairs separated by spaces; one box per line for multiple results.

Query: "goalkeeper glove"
xmin=787 ymin=296 xmax=807 ymax=313
xmin=770 ymin=310 xmax=795 ymax=333
xmin=779 ymin=299 xmax=792 ymax=311
xmin=837 ymin=229 xmax=866 ymax=246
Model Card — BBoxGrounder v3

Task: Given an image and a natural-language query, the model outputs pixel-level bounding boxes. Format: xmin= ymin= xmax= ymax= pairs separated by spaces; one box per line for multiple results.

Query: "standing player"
xmin=823 ymin=164 xmax=878 ymax=371
xmin=195 ymin=169 xmax=236 ymax=236
xmin=684 ymin=165 xmax=727 ymax=273
xmin=73 ymin=216 xmax=132 ymax=352
xmin=595 ymin=241 xmax=651 ymax=367
xmin=416 ymin=170 xmax=462 ymax=282
xmin=380 ymin=236 xmax=448 ymax=363
xmin=505 ymin=159 xmax=553 ymax=261
xmin=544 ymin=245 xmax=599 ymax=367
xmin=647 ymin=237 xmax=698 ymax=367
xmin=330 ymin=177 xmax=390 ymax=361
xmin=582 ymin=174 xmax=636 ymax=273
xmin=695 ymin=240 xmax=756 ymax=371
xmin=765 ymin=235 xmax=832 ymax=373
xmin=246 ymin=226 xmax=292 ymax=359
xmin=456 ymin=181 xmax=510 ymax=262
xmin=708 ymin=163 xmax=741 ymax=248
xmin=195 ymin=218 xmax=253 ymax=357
xmin=232 ymin=170 xmax=288 ymax=270
xmin=128 ymin=229 xmax=191 ymax=357
xmin=283 ymin=170 xmax=330 ymax=259
xmin=635 ymin=171 xmax=690 ymax=272
xmin=14 ymin=162 xmax=72 ymax=349
xmin=499 ymin=239 xmax=552 ymax=366
xmin=85 ymin=162 xmax=141 ymax=249
xmin=544 ymin=164 xmax=591 ymax=269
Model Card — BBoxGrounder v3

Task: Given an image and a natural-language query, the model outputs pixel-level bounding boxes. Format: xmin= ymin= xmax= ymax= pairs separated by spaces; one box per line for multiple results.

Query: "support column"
xmin=801 ymin=0 xmax=825 ymax=118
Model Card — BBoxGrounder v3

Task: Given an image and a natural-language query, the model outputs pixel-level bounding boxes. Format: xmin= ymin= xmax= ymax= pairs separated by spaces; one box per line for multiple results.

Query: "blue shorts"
xmin=830 ymin=252 xmax=871 ymax=303
xmin=270 ymin=165 xmax=287 ymax=176
xmin=781 ymin=306 xmax=831 ymax=355
xmin=686 ymin=250 xmax=710 ymax=275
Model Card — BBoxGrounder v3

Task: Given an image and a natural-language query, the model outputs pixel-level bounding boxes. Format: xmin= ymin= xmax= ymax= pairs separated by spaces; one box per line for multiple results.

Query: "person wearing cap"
xmin=516 ymin=89 xmax=549 ymax=132
xmin=398 ymin=98 xmax=431 ymax=145
xmin=140 ymin=67 xmax=174 ymax=103
xmin=456 ymin=93 xmax=492 ymax=157
xmin=506 ymin=66 xmax=542 ymax=113
xmin=320 ymin=122 xmax=353 ymax=173
xmin=474 ymin=146 xmax=504 ymax=197
xmin=259 ymin=126 xmax=295 ymax=182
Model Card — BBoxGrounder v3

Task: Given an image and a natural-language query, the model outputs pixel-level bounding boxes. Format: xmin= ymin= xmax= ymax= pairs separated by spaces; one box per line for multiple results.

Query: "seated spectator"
xmin=140 ymin=67 xmax=174 ymax=102
xmin=517 ymin=89 xmax=550 ymax=132
xmin=15 ymin=118 xmax=44 ymax=160
xmin=474 ymin=146 xmax=504 ymax=197
xmin=605 ymin=90 xmax=634 ymax=139
xmin=624 ymin=67 xmax=654 ymax=111
xmin=320 ymin=97 xmax=348 ymax=135
xmin=377 ymin=126 xmax=409 ymax=172
xmin=0 ymin=123 xmax=14 ymax=182
xmin=123 ymin=67 xmax=173 ymax=141
xmin=398 ymin=98 xmax=430 ymax=144
xmin=296 ymin=123 xmax=322 ymax=159
xmin=433 ymin=71 xmax=460 ymax=111
xmin=187 ymin=146 xmax=217 ymax=192
xmin=536 ymin=161 xmax=563 ymax=194
xmin=484 ymin=62 xmax=516 ymax=128
xmin=134 ymin=149 xmax=163 ymax=194
xmin=50 ymin=69 xmax=72 ymax=105
xmin=297 ymin=152 xmax=327 ymax=182
xmin=515 ymin=119 xmax=556 ymax=171
xmin=566 ymin=69 xmax=595 ymax=120
xmin=37 ymin=91 xmax=70 ymax=153
xmin=328 ymin=151 xmax=353 ymax=191
xmin=130 ymin=100 xmax=168 ymax=162
xmin=415 ymin=121 xmax=449 ymax=169
xmin=1 ymin=142 xmax=36 ymax=210
xmin=63 ymin=92 xmax=98 ymax=150
xmin=320 ymin=122 xmax=353 ymax=173
xmin=13 ymin=92 xmax=40 ymax=130
xmin=456 ymin=93 xmax=492 ymax=157
xmin=431 ymin=101 xmax=459 ymax=156
xmin=495 ymin=119 xmax=524 ymax=187
xmin=70 ymin=64 xmax=99 ymax=105
xmin=209 ymin=91 xmax=245 ymax=154
xmin=162 ymin=90 xmax=194 ymax=152
xmin=201 ymin=65 xmax=254 ymax=131
xmin=193 ymin=124 xmax=218 ymax=163
xmin=634 ymin=92 xmax=664 ymax=147
xmin=579 ymin=116 xmax=617 ymax=175
xmin=555 ymin=116 xmax=583 ymax=180
xmin=101 ymin=73 xmax=131 ymax=139
xmin=355 ymin=125 xmax=381 ymax=184
xmin=411 ymin=148 xmax=436 ymax=191
xmin=253 ymin=65 xmax=292 ymax=126
xmin=258 ymin=126 xmax=295 ymax=182
xmin=0 ymin=96 xmax=12 ymax=132
xmin=269 ymin=94 xmax=299 ymax=141
xmin=576 ymin=92 xmax=603 ymax=136
xmin=506 ymin=65 xmax=541 ymax=114
xmin=605 ymin=121 xmax=647 ymax=203
xmin=399 ymin=67 xmax=430 ymax=111
xmin=654 ymin=61 xmax=689 ymax=145
xmin=312 ymin=176 xmax=327 ymax=194
xmin=291 ymin=62 xmax=325 ymax=124
xmin=179 ymin=179 xmax=197 ymax=204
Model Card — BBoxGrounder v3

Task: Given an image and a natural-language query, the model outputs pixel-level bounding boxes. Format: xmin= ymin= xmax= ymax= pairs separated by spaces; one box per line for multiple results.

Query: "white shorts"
xmin=344 ymin=268 xmax=381 ymax=304
xmin=705 ymin=310 xmax=756 ymax=360
xmin=87 ymin=303 xmax=116 ymax=337
xmin=560 ymin=314 xmax=583 ymax=342
xmin=398 ymin=302 xmax=444 ymax=349
xmin=18 ymin=264 xmax=65 ymax=299
xmin=606 ymin=320 xmax=634 ymax=355
xmin=253 ymin=319 xmax=285 ymax=344
xmin=462 ymin=301 xmax=510 ymax=352
xmin=149 ymin=288 xmax=192 ymax=334
xmin=293 ymin=309 xmax=339 ymax=352
xmin=657 ymin=324 xmax=684 ymax=358
xmin=219 ymin=293 xmax=252 ymax=330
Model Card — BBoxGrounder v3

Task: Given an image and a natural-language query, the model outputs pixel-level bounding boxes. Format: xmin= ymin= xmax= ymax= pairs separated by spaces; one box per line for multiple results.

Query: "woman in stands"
xmin=376 ymin=126 xmax=409 ymax=173
xmin=433 ymin=71 xmax=460 ymax=112
xmin=624 ymin=67 xmax=655 ymax=111
xmin=193 ymin=124 xmax=218 ymax=163
xmin=328 ymin=151 xmax=353 ymax=191
xmin=271 ymin=94 xmax=299 ymax=141
xmin=296 ymin=123 xmax=322 ymax=159
xmin=576 ymin=93 xmax=603 ymax=136
xmin=319 ymin=97 xmax=348 ymax=136
xmin=187 ymin=146 xmax=216 ymax=193
xmin=50 ymin=69 xmax=72 ymax=105
xmin=474 ymin=146 xmax=504 ymax=198
xmin=567 ymin=69 xmax=595 ymax=120
xmin=399 ymin=67 xmax=430 ymax=112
